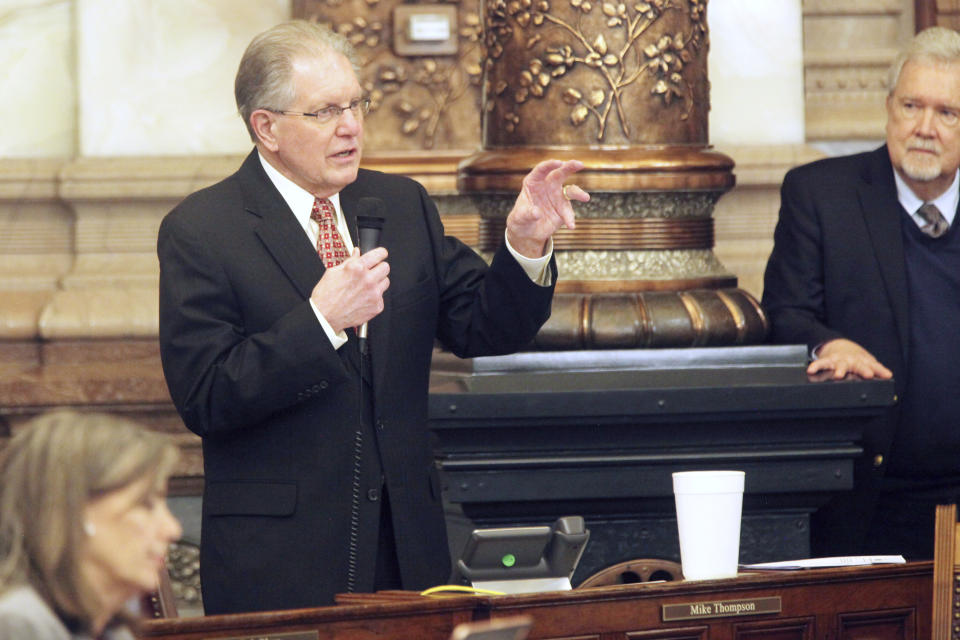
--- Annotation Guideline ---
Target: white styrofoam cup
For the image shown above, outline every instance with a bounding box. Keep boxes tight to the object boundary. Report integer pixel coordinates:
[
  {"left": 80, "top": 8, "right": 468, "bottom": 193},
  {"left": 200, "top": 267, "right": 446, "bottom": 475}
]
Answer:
[{"left": 672, "top": 470, "right": 745, "bottom": 580}]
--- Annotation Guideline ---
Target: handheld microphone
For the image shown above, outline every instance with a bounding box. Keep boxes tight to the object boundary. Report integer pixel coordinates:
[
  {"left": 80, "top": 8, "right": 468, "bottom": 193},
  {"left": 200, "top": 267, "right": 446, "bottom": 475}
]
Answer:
[
  {"left": 347, "top": 198, "right": 385, "bottom": 590},
  {"left": 356, "top": 198, "right": 385, "bottom": 352}
]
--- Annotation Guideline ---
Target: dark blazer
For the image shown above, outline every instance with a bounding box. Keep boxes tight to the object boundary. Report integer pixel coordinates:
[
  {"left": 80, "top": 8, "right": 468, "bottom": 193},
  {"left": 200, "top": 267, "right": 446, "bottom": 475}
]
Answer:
[
  {"left": 158, "top": 150, "right": 555, "bottom": 613},
  {"left": 762, "top": 145, "right": 909, "bottom": 555}
]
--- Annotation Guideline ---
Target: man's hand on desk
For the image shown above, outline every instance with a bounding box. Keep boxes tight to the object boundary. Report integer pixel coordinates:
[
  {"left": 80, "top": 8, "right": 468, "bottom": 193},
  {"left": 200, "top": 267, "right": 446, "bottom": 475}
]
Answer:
[{"left": 807, "top": 338, "right": 893, "bottom": 381}]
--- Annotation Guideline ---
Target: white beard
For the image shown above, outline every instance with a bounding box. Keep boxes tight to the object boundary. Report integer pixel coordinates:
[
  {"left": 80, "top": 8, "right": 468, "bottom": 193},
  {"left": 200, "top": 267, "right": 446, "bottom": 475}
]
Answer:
[{"left": 901, "top": 153, "right": 942, "bottom": 181}]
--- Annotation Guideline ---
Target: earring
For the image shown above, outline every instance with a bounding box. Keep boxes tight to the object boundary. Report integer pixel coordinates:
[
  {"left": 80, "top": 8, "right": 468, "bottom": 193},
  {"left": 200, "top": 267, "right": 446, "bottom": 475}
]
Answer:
[{"left": 83, "top": 521, "right": 96, "bottom": 537}]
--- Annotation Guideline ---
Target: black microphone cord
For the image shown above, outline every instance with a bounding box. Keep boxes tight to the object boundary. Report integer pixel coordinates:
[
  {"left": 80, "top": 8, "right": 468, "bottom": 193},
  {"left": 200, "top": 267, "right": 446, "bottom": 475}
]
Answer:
[{"left": 345, "top": 200, "right": 385, "bottom": 590}]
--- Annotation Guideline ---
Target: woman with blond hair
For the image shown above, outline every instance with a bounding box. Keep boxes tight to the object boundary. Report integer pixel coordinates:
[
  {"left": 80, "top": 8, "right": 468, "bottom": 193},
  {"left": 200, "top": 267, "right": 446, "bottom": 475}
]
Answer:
[{"left": 0, "top": 410, "right": 182, "bottom": 639}]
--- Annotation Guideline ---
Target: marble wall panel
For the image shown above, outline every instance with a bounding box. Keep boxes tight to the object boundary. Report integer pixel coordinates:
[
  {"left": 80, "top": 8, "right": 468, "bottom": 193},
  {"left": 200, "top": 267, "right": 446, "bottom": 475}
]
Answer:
[
  {"left": 712, "top": 143, "right": 826, "bottom": 299},
  {"left": 0, "top": 0, "right": 75, "bottom": 157},
  {"left": 0, "top": 0, "right": 926, "bottom": 339},
  {"left": 708, "top": 0, "right": 805, "bottom": 145},
  {"left": 0, "top": 0, "right": 928, "bottom": 158},
  {"left": 76, "top": 0, "right": 289, "bottom": 156}
]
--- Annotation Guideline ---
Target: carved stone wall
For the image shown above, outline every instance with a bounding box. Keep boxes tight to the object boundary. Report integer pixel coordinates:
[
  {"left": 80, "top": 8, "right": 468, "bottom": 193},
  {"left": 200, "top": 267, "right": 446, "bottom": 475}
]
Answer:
[
  {"left": 0, "top": 0, "right": 923, "bottom": 480},
  {"left": 0, "top": 154, "right": 464, "bottom": 495},
  {"left": 293, "top": 0, "right": 920, "bottom": 145},
  {"left": 917, "top": 0, "right": 960, "bottom": 30},
  {"left": 711, "top": 144, "right": 826, "bottom": 297},
  {"left": 803, "top": 0, "right": 915, "bottom": 140},
  {"left": 295, "top": 0, "right": 484, "bottom": 151}
]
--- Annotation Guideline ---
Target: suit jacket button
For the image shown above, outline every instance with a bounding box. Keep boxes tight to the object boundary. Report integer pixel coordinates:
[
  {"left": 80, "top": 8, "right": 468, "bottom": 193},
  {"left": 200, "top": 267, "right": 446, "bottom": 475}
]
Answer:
[
  {"left": 319, "top": 380, "right": 329, "bottom": 390},
  {"left": 312, "top": 384, "right": 321, "bottom": 392},
  {"left": 367, "top": 488, "right": 380, "bottom": 501},
  {"left": 376, "top": 419, "right": 385, "bottom": 431}
]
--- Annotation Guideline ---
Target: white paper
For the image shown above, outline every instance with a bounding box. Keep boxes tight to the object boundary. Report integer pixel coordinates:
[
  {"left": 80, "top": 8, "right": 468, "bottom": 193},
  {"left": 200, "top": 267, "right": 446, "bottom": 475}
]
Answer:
[{"left": 739, "top": 555, "right": 906, "bottom": 570}]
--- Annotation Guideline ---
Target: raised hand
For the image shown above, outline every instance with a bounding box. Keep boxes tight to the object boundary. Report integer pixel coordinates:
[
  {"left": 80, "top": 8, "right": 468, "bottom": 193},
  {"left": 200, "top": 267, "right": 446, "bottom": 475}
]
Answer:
[{"left": 506, "top": 159, "right": 590, "bottom": 258}]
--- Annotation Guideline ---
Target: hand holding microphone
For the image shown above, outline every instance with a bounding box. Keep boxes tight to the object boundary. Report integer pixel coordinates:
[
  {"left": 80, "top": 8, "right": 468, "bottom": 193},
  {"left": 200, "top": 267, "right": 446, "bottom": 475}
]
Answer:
[{"left": 308, "top": 198, "right": 387, "bottom": 340}]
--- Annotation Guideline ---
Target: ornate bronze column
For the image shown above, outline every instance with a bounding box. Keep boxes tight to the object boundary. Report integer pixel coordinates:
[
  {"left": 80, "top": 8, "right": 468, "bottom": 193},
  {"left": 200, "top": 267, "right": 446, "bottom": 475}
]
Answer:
[{"left": 459, "top": 0, "right": 766, "bottom": 348}]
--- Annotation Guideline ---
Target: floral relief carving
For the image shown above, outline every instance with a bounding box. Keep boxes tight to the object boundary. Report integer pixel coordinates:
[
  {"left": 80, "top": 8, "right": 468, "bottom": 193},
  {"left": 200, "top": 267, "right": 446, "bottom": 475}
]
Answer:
[
  {"left": 483, "top": 0, "right": 707, "bottom": 141},
  {"left": 311, "top": 1, "right": 484, "bottom": 149},
  {"left": 558, "top": 249, "right": 729, "bottom": 279},
  {"left": 167, "top": 541, "right": 202, "bottom": 609},
  {"left": 473, "top": 191, "right": 721, "bottom": 219}
]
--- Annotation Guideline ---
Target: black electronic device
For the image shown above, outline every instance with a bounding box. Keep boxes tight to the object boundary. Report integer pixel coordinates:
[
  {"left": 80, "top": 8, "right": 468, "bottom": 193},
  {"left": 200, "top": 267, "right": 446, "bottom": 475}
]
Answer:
[{"left": 452, "top": 516, "right": 590, "bottom": 594}]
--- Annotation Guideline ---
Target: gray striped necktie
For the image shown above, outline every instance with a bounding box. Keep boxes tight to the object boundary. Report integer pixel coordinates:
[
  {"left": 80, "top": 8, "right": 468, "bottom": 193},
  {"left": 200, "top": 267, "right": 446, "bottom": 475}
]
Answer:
[{"left": 917, "top": 202, "right": 949, "bottom": 238}]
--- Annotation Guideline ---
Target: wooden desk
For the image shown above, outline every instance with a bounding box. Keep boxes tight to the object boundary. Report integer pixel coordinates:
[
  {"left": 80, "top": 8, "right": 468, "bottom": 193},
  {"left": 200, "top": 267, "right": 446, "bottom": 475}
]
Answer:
[
  {"left": 137, "top": 562, "right": 932, "bottom": 640},
  {"left": 135, "top": 596, "right": 477, "bottom": 640},
  {"left": 479, "top": 562, "right": 932, "bottom": 640}
]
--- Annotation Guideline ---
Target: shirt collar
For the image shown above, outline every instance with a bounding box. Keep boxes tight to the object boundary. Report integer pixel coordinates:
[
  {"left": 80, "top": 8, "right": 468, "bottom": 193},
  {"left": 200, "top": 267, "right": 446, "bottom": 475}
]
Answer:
[
  {"left": 893, "top": 167, "right": 959, "bottom": 226},
  {"left": 257, "top": 150, "right": 344, "bottom": 239}
]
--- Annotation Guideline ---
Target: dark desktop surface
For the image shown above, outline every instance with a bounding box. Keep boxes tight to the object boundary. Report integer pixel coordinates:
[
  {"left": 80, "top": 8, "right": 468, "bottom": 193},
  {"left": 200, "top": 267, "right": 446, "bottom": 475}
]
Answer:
[
  {"left": 430, "top": 344, "right": 894, "bottom": 420},
  {"left": 428, "top": 345, "right": 897, "bottom": 584}
]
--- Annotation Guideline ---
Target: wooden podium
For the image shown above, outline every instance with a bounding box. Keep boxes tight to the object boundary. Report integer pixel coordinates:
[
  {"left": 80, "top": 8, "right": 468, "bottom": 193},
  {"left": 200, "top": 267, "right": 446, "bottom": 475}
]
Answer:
[
  {"left": 933, "top": 504, "right": 959, "bottom": 640},
  {"left": 137, "top": 562, "right": 932, "bottom": 640}
]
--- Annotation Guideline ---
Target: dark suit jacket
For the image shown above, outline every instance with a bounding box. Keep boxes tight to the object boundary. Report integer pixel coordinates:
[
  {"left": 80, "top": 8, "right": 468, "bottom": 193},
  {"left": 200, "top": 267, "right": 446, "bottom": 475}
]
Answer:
[
  {"left": 158, "top": 150, "right": 555, "bottom": 613},
  {"left": 762, "top": 145, "right": 909, "bottom": 555}
]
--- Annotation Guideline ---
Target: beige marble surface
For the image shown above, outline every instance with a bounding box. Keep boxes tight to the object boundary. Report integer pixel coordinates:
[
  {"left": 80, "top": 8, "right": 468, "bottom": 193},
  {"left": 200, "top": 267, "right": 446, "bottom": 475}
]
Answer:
[
  {"left": 1, "top": 0, "right": 810, "bottom": 159},
  {"left": 76, "top": 0, "right": 288, "bottom": 156},
  {"left": 0, "top": 0, "right": 75, "bottom": 157},
  {"left": 709, "top": 0, "right": 805, "bottom": 145},
  {"left": 0, "top": 145, "right": 812, "bottom": 341}
]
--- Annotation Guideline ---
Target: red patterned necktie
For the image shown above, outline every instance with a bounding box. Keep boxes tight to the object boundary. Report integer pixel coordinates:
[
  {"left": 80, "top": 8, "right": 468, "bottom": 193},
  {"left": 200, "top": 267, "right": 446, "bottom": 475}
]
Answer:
[{"left": 310, "top": 197, "right": 348, "bottom": 267}]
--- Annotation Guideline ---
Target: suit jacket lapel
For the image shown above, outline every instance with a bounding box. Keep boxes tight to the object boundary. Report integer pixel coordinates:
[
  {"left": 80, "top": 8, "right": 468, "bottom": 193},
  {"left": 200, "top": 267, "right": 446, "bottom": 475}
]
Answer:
[
  {"left": 857, "top": 145, "right": 910, "bottom": 361},
  {"left": 238, "top": 157, "right": 391, "bottom": 385},
  {"left": 341, "top": 182, "right": 393, "bottom": 394},
  {"left": 237, "top": 150, "right": 325, "bottom": 300}
]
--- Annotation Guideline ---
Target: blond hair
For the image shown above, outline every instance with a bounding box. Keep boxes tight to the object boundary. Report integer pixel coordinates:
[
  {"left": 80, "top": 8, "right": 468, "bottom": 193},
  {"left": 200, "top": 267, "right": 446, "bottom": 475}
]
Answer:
[
  {"left": 235, "top": 19, "right": 361, "bottom": 141},
  {"left": 888, "top": 26, "right": 960, "bottom": 93},
  {"left": 0, "top": 410, "right": 179, "bottom": 632}
]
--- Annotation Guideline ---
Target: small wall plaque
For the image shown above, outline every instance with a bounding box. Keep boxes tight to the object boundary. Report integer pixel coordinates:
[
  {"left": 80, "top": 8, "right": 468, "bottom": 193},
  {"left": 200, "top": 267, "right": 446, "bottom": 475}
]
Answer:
[
  {"left": 393, "top": 5, "right": 458, "bottom": 56},
  {"left": 662, "top": 596, "right": 782, "bottom": 622}
]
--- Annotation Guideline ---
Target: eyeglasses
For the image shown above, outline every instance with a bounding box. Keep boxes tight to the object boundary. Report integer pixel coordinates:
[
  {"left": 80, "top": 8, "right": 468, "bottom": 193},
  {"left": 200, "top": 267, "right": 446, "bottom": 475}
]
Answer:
[
  {"left": 893, "top": 97, "right": 960, "bottom": 127},
  {"left": 273, "top": 97, "right": 371, "bottom": 124}
]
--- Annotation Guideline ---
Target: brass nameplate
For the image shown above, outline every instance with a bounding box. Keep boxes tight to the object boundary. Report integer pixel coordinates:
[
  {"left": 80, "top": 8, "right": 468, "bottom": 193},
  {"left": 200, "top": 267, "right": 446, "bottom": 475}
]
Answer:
[
  {"left": 214, "top": 631, "right": 319, "bottom": 640},
  {"left": 662, "top": 596, "right": 781, "bottom": 622}
]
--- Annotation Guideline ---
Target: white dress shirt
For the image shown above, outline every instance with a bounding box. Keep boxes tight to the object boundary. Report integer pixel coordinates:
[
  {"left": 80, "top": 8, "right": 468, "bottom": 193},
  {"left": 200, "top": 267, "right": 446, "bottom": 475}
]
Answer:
[
  {"left": 893, "top": 168, "right": 959, "bottom": 228},
  {"left": 258, "top": 151, "right": 553, "bottom": 349}
]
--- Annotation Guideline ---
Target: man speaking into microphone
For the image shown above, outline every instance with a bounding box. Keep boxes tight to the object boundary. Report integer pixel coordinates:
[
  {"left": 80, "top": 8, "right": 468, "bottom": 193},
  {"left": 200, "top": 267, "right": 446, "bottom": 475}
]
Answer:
[{"left": 157, "top": 20, "right": 588, "bottom": 615}]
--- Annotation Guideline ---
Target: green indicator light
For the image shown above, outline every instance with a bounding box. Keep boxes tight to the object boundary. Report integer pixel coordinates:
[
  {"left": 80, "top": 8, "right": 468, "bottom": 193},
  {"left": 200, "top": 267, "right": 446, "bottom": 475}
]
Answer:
[{"left": 501, "top": 553, "right": 516, "bottom": 567}]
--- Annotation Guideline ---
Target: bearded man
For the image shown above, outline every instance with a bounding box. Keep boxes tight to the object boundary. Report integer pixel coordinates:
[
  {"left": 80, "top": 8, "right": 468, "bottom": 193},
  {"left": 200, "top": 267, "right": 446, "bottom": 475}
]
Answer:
[{"left": 762, "top": 26, "right": 960, "bottom": 560}]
